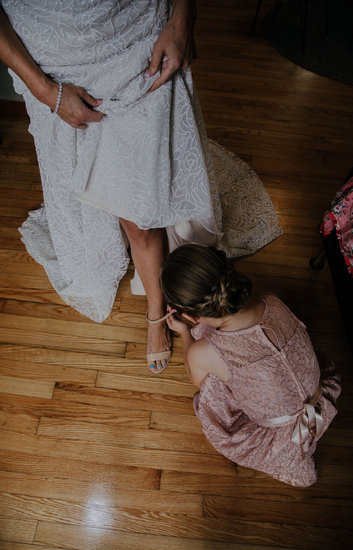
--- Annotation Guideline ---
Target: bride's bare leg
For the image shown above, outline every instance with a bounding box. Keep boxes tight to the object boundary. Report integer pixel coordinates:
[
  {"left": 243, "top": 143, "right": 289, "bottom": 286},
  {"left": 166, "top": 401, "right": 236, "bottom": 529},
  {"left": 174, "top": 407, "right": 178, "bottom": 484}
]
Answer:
[{"left": 119, "top": 218, "right": 170, "bottom": 372}]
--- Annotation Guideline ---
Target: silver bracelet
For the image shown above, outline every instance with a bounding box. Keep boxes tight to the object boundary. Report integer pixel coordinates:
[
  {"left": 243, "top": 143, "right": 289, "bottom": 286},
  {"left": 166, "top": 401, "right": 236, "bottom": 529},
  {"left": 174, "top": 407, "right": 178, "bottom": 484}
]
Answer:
[{"left": 53, "top": 82, "right": 63, "bottom": 114}]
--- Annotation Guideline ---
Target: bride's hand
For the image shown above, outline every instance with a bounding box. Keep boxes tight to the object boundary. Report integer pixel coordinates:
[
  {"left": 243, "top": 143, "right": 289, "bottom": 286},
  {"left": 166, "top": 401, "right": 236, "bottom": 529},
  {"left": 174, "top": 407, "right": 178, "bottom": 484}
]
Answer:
[
  {"left": 44, "top": 81, "right": 104, "bottom": 129},
  {"left": 0, "top": 8, "right": 104, "bottom": 130}
]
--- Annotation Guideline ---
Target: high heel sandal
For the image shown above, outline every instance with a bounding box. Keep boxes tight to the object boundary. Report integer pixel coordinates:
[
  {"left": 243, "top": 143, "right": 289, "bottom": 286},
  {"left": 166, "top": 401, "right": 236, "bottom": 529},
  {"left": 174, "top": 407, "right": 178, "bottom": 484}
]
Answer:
[{"left": 146, "top": 311, "right": 172, "bottom": 374}]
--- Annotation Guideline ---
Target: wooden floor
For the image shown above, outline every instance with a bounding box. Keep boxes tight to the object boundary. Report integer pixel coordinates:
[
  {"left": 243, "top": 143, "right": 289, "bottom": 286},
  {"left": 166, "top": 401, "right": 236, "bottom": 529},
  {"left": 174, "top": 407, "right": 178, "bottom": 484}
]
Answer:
[{"left": 1, "top": 1, "right": 353, "bottom": 548}]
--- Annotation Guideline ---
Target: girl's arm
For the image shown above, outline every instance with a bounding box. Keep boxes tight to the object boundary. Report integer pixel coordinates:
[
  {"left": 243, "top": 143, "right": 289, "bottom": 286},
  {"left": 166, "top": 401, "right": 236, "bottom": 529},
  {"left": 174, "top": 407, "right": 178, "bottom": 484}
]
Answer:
[
  {"left": 166, "top": 313, "right": 197, "bottom": 383},
  {"left": 166, "top": 312, "right": 214, "bottom": 388},
  {"left": 167, "top": 308, "right": 231, "bottom": 387},
  {"left": 0, "top": 7, "right": 104, "bottom": 128}
]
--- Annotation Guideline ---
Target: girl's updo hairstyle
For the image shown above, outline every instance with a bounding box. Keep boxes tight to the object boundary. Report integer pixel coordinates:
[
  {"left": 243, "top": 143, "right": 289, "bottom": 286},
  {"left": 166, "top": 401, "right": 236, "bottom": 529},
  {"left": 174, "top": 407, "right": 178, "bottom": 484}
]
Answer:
[{"left": 160, "top": 244, "right": 252, "bottom": 318}]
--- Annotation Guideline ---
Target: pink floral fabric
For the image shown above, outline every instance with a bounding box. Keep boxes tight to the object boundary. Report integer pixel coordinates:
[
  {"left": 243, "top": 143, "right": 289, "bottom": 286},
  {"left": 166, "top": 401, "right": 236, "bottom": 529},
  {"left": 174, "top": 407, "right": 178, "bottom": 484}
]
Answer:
[
  {"left": 191, "top": 294, "right": 340, "bottom": 487},
  {"left": 320, "top": 176, "right": 353, "bottom": 275}
]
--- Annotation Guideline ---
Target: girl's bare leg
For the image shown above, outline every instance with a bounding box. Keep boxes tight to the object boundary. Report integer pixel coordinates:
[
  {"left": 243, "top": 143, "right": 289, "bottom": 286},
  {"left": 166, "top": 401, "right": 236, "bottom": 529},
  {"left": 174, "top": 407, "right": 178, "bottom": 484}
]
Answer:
[{"left": 119, "top": 218, "right": 170, "bottom": 371}]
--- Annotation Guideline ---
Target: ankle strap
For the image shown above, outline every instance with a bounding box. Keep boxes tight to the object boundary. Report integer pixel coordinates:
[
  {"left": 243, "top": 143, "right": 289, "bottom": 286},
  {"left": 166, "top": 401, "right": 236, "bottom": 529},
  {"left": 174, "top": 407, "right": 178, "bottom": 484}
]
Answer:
[{"left": 146, "top": 311, "right": 173, "bottom": 324}]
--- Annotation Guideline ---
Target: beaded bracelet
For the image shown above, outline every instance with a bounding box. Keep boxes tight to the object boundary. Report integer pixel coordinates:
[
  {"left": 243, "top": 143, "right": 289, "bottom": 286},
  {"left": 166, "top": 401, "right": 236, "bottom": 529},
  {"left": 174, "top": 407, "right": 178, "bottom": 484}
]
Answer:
[{"left": 53, "top": 82, "right": 63, "bottom": 115}]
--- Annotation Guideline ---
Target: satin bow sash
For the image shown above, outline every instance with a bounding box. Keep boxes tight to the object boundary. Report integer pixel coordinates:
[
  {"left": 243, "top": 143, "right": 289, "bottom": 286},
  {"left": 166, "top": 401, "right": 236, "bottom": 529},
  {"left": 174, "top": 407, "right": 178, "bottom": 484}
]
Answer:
[
  {"left": 254, "top": 386, "right": 324, "bottom": 458},
  {"left": 292, "top": 386, "right": 324, "bottom": 457}
]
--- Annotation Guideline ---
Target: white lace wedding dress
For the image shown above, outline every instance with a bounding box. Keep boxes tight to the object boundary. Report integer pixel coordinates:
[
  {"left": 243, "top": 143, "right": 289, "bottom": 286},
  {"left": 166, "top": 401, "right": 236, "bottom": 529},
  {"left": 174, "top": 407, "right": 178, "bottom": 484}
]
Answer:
[{"left": 1, "top": 0, "right": 282, "bottom": 322}]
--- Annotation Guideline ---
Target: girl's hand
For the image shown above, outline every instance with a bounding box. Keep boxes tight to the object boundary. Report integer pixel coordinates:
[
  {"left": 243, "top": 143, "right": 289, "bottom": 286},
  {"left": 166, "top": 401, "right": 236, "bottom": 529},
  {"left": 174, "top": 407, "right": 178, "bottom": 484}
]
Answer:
[{"left": 166, "top": 306, "right": 190, "bottom": 336}]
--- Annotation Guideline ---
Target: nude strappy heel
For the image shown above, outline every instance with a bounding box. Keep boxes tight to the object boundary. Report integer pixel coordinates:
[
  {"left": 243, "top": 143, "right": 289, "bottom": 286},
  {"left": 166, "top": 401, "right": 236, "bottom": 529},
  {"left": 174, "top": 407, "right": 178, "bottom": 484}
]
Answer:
[{"left": 146, "top": 311, "right": 172, "bottom": 374}]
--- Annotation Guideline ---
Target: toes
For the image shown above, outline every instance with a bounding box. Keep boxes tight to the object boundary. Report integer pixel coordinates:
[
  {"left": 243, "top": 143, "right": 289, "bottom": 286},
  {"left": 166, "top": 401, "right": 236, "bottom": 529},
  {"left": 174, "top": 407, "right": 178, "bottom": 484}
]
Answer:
[
  {"left": 149, "top": 362, "right": 162, "bottom": 372},
  {"left": 156, "top": 360, "right": 163, "bottom": 370},
  {"left": 149, "top": 359, "right": 168, "bottom": 374}
]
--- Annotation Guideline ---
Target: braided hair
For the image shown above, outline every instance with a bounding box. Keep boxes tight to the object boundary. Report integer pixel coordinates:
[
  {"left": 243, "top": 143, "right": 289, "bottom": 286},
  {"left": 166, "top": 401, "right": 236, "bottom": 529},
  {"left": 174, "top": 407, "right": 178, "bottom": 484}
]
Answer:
[{"left": 160, "top": 244, "right": 252, "bottom": 318}]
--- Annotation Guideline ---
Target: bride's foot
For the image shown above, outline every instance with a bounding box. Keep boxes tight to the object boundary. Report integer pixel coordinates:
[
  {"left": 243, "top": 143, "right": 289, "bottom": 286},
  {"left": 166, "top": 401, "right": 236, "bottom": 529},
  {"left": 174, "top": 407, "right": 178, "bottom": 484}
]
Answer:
[{"left": 146, "top": 311, "right": 172, "bottom": 374}]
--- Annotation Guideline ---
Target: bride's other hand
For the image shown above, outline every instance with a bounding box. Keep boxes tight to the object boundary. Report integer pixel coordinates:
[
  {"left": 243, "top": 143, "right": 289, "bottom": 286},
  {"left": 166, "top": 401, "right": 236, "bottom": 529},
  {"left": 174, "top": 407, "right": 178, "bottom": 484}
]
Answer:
[{"left": 145, "top": 0, "right": 196, "bottom": 92}]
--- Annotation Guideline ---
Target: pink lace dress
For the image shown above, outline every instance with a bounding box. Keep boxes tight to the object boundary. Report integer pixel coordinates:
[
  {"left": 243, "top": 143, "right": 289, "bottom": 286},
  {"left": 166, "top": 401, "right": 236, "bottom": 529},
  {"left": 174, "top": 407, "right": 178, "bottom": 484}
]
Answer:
[{"left": 192, "top": 294, "right": 341, "bottom": 486}]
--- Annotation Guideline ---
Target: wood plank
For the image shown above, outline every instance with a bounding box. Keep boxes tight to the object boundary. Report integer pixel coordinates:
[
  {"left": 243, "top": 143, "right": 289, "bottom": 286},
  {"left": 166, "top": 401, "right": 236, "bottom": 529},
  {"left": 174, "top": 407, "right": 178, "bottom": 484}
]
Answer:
[
  {"left": 0, "top": 311, "right": 144, "bottom": 346},
  {"left": 0, "top": 270, "right": 59, "bottom": 292},
  {"left": 0, "top": 516, "right": 37, "bottom": 544},
  {"left": 96, "top": 372, "right": 196, "bottom": 398},
  {"left": 0, "top": 543, "right": 67, "bottom": 550},
  {"left": 150, "top": 411, "right": 202, "bottom": 434},
  {"left": 0, "top": 374, "right": 54, "bottom": 399},
  {"left": 0, "top": 205, "right": 35, "bottom": 219},
  {"left": 161, "top": 463, "right": 353, "bottom": 498},
  {"left": 317, "top": 428, "right": 353, "bottom": 448},
  {"left": 0, "top": 150, "right": 37, "bottom": 166},
  {"left": 0, "top": 233, "right": 26, "bottom": 250},
  {"left": 0, "top": 218, "right": 28, "bottom": 231},
  {"left": 0, "top": 344, "right": 130, "bottom": 365},
  {"left": 0, "top": 252, "right": 48, "bottom": 278},
  {"left": 0, "top": 344, "right": 187, "bottom": 376},
  {"left": 36, "top": 417, "right": 215, "bottom": 455},
  {"left": 1, "top": 492, "right": 351, "bottom": 548},
  {"left": 203, "top": 494, "right": 353, "bottom": 529},
  {"left": 0, "top": 349, "right": 187, "bottom": 379},
  {"left": 0, "top": 359, "right": 98, "bottom": 385},
  {"left": 0, "top": 317, "right": 126, "bottom": 356},
  {"left": 34, "top": 521, "right": 274, "bottom": 550},
  {"left": 0, "top": 287, "right": 66, "bottom": 305},
  {"left": 0, "top": 410, "right": 39, "bottom": 435},
  {"left": 0, "top": 163, "right": 40, "bottom": 182},
  {"left": 2, "top": 300, "right": 188, "bottom": 354},
  {"left": 11, "top": 497, "right": 353, "bottom": 550},
  {"left": 0, "top": 392, "right": 151, "bottom": 427},
  {"left": 0, "top": 450, "right": 160, "bottom": 489},
  {"left": 119, "top": 296, "right": 150, "bottom": 315},
  {"left": 0, "top": 190, "right": 43, "bottom": 201},
  {"left": 310, "top": 444, "right": 353, "bottom": 467},
  {"left": 0, "top": 471, "right": 202, "bottom": 515},
  {"left": 3, "top": 298, "right": 154, "bottom": 331},
  {"left": 0, "top": 431, "right": 234, "bottom": 476},
  {"left": 53, "top": 384, "right": 195, "bottom": 415},
  {"left": 0, "top": 249, "right": 38, "bottom": 265}
]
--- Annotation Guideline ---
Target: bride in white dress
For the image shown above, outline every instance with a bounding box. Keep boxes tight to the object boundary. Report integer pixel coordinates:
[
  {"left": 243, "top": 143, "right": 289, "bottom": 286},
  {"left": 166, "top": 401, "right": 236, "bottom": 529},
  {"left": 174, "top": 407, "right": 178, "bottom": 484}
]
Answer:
[{"left": 0, "top": 0, "right": 281, "bottom": 373}]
